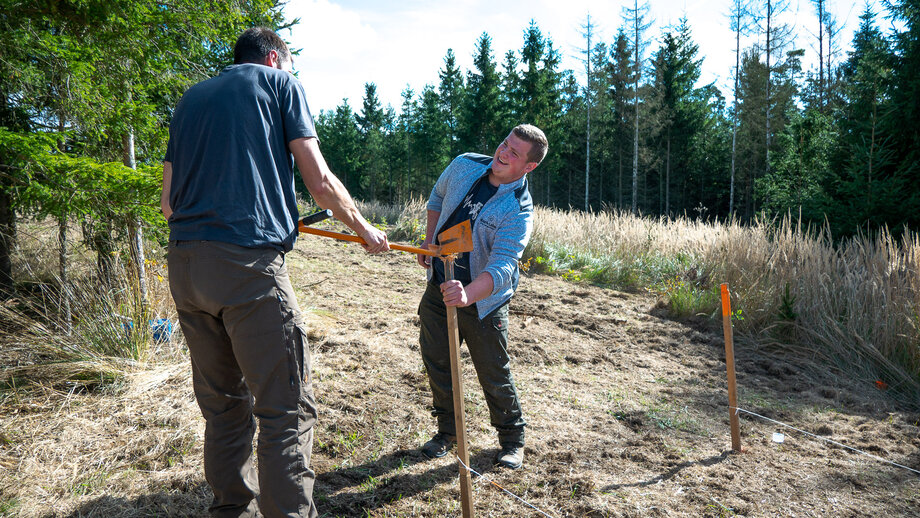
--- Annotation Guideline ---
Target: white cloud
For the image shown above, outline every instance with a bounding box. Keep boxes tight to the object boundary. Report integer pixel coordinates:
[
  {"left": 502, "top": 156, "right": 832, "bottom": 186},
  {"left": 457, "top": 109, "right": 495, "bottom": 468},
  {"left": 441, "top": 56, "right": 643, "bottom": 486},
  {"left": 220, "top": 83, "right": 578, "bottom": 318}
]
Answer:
[
  {"left": 282, "top": 0, "right": 886, "bottom": 115},
  {"left": 282, "top": 0, "right": 379, "bottom": 112},
  {"left": 285, "top": 0, "right": 377, "bottom": 59}
]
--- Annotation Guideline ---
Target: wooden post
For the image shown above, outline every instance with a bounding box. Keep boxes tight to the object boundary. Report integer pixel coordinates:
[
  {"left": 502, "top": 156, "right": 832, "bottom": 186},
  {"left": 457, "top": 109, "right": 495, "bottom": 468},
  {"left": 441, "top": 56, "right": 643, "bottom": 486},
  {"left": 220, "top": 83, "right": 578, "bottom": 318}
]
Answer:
[
  {"left": 445, "top": 257, "right": 474, "bottom": 517},
  {"left": 720, "top": 283, "right": 742, "bottom": 452}
]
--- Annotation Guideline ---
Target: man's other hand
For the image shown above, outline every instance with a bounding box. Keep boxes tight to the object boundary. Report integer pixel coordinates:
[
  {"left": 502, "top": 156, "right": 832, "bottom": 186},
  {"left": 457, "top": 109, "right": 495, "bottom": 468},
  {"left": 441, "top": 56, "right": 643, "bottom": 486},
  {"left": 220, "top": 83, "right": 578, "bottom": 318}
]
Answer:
[
  {"left": 417, "top": 241, "right": 433, "bottom": 269},
  {"left": 440, "top": 280, "right": 471, "bottom": 307},
  {"left": 360, "top": 225, "right": 389, "bottom": 254}
]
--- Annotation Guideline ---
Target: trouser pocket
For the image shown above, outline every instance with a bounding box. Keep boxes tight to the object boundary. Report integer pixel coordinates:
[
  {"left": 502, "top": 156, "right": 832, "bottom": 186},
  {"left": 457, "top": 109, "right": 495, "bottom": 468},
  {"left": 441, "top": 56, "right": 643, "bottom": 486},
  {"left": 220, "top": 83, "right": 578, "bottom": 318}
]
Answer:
[{"left": 291, "top": 321, "right": 313, "bottom": 393}]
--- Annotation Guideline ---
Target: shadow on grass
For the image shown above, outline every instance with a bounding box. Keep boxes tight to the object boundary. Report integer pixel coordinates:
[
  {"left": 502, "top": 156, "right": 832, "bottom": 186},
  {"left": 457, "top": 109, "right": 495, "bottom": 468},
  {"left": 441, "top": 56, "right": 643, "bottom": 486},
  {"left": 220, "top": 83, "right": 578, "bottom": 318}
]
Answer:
[
  {"left": 60, "top": 481, "right": 211, "bottom": 518},
  {"left": 602, "top": 450, "right": 733, "bottom": 491},
  {"left": 315, "top": 447, "right": 498, "bottom": 516},
  {"left": 57, "top": 448, "right": 493, "bottom": 517}
]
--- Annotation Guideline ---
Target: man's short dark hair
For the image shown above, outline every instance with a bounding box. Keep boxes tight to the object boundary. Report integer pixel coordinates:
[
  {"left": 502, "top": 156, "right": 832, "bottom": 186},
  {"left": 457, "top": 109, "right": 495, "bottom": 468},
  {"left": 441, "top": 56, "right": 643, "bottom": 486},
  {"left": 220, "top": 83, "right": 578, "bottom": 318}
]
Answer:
[
  {"left": 512, "top": 124, "right": 548, "bottom": 164},
  {"left": 233, "top": 27, "right": 291, "bottom": 65}
]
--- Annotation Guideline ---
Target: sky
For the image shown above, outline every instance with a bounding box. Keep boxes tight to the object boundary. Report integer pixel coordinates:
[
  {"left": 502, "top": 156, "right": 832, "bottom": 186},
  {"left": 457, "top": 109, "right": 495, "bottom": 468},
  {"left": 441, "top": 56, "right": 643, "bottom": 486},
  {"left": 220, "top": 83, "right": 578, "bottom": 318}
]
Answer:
[{"left": 282, "top": 0, "right": 892, "bottom": 115}]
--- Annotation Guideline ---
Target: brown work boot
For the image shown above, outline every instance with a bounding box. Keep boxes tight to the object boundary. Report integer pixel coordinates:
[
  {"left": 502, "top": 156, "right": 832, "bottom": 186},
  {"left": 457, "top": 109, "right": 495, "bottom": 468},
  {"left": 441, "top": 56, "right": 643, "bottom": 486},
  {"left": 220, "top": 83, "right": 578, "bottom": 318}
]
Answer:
[
  {"left": 421, "top": 432, "right": 456, "bottom": 459},
  {"left": 495, "top": 444, "right": 524, "bottom": 469}
]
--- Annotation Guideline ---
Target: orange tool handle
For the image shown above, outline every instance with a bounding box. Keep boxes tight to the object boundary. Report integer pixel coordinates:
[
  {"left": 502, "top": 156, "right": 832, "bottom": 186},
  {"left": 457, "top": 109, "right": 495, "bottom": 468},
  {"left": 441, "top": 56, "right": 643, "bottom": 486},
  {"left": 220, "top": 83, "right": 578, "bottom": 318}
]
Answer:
[{"left": 298, "top": 224, "right": 437, "bottom": 256}]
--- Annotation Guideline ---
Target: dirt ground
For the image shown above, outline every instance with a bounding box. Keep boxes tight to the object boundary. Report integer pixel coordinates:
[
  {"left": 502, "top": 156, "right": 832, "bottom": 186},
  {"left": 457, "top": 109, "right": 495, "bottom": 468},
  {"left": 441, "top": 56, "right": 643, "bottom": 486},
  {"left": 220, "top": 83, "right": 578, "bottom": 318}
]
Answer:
[{"left": 2, "top": 230, "right": 920, "bottom": 517}]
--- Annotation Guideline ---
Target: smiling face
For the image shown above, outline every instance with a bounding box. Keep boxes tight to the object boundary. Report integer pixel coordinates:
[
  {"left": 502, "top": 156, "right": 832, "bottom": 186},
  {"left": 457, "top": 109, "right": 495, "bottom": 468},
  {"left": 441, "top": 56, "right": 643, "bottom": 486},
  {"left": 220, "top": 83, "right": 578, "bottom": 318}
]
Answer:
[{"left": 489, "top": 132, "right": 538, "bottom": 186}]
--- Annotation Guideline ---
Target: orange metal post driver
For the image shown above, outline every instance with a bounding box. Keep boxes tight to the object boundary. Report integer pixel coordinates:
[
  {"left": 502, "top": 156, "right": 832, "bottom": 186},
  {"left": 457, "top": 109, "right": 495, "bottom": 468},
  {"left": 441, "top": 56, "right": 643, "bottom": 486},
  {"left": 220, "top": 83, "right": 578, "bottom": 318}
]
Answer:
[{"left": 297, "top": 209, "right": 473, "bottom": 257}]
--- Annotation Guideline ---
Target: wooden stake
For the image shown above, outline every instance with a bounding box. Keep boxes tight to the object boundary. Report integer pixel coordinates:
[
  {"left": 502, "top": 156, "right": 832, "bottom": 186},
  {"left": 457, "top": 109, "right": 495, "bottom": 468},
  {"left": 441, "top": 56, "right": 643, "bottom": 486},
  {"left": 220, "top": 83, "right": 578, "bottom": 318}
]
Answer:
[
  {"left": 720, "top": 283, "right": 742, "bottom": 452},
  {"left": 445, "top": 257, "right": 474, "bottom": 517}
]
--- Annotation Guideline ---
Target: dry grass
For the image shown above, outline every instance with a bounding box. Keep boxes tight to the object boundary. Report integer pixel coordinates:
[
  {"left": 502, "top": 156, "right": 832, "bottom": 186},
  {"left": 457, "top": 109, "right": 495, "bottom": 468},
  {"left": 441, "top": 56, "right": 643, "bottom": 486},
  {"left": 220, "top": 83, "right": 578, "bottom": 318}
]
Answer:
[
  {"left": 0, "top": 362, "right": 205, "bottom": 517},
  {"left": 0, "top": 220, "right": 197, "bottom": 517},
  {"left": 358, "top": 197, "right": 428, "bottom": 244},
  {"left": 0, "top": 219, "right": 180, "bottom": 392},
  {"left": 10, "top": 206, "right": 918, "bottom": 408},
  {"left": 526, "top": 208, "right": 920, "bottom": 407},
  {"left": 345, "top": 200, "right": 920, "bottom": 406},
  {"left": 2, "top": 213, "right": 919, "bottom": 517}
]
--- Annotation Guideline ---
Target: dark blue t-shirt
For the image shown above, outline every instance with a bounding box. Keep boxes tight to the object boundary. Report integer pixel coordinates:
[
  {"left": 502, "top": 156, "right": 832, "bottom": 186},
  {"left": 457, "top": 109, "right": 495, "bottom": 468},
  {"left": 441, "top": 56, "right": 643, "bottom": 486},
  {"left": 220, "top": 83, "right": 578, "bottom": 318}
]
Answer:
[
  {"left": 164, "top": 64, "right": 317, "bottom": 251},
  {"left": 433, "top": 172, "right": 498, "bottom": 285}
]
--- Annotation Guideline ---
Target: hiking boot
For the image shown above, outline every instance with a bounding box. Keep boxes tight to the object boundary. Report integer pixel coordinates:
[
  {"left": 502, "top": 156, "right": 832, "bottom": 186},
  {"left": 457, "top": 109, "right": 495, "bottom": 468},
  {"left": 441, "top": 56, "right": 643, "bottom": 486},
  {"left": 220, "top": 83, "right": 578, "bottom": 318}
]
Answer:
[
  {"left": 421, "top": 433, "right": 456, "bottom": 459},
  {"left": 495, "top": 444, "right": 524, "bottom": 469}
]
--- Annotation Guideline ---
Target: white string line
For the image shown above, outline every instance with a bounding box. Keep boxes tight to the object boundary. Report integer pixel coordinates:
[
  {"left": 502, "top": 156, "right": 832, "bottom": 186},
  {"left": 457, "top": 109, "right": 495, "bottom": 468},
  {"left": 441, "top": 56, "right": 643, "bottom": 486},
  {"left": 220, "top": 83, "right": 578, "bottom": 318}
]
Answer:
[
  {"left": 455, "top": 456, "right": 560, "bottom": 518},
  {"left": 733, "top": 406, "right": 920, "bottom": 476}
]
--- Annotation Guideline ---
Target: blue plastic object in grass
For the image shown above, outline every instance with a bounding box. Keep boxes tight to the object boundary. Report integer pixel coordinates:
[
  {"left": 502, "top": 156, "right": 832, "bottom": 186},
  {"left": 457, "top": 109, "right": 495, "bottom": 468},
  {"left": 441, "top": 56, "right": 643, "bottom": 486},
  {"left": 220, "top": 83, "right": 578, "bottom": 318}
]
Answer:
[{"left": 149, "top": 319, "right": 174, "bottom": 343}]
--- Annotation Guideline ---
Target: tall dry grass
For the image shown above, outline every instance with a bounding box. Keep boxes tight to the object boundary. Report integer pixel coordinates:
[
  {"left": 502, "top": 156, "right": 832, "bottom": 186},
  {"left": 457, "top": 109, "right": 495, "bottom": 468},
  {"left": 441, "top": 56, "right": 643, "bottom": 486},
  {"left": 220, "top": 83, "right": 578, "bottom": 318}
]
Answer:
[
  {"left": 357, "top": 196, "right": 428, "bottom": 244},
  {"left": 0, "top": 219, "right": 180, "bottom": 391},
  {"left": 328, "top": 199, "right": 920, "bottom": 405},
  {"left": 526, "top": 207, "right": 920, "bottom": 406},
  {"left": 11, "top": 203, "right": 915, "bottom": 406}
]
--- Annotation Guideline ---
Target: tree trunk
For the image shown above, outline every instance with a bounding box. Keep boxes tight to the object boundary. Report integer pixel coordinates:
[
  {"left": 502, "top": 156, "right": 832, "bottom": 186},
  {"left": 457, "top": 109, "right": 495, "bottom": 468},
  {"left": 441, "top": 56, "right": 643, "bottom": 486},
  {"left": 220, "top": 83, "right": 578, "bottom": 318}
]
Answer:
[
  {"left": 405, "top": 132, "right": 410, "bottom": 202},
  {"left": 618, "top": 142, "right": 623, "bottom": 209},
  {"left": 585, "top": 23, "right": 592, "bottom": 212},
  {"left": 586, "top": 104, "right": 591, "bottom": 211},
  {"left": 764, "top": 0, "right": 772, "bottom": 219},
  {"left": 0, "top": 184, "right": 14, "bottom": 299},
  {"left": 123, "top": 130, "right": 149, "bottom": 319},
  {"left": 91, "top": 221, "right": 115, "bottom": 290},
  {"left": 730, "top": 8, "right": 741, "bottom": 218},
  {"left": 868, "top": 99, "right": 877, "bottom": 214},
  {"left": 58, "top": 215, "right": 71, "bottom": 334},
  {"left": 632, "top": 0, "right": 640, "bottom": 215},
  {"left": 566, "top": 165, "right": 571, "bottom": 206},
  {"left": 818, "top": 0, "right": 824, "bottom": 109},
  {"left": 665, "top": 130, "right": 671, "bottom": 216},
  {"left": 388, "top": 165, "right": 393, "bottom": 205},
  {"left": 598, "top": 162, "right": 604, "bottom": 208}
]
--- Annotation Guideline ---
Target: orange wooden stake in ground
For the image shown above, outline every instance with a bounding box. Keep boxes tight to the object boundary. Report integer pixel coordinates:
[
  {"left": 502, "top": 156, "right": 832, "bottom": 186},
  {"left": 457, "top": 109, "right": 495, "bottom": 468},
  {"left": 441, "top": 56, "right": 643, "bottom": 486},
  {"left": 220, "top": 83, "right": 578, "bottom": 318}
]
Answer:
[
  {"left": 721, "top": 283, "right": 742, "bottom": 452},
  {"left": 433, "top": 221, "right": 475, "bottom": 518},
  {"left": 444, "top": 254, "right": 474, "bottom": 518}
]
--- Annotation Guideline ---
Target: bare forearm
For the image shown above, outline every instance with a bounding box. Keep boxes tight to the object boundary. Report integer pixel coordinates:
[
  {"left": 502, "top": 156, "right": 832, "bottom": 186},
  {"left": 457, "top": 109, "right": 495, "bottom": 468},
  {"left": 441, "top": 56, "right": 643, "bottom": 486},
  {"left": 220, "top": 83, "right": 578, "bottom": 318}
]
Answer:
[
  {"left": 161, "top": 162, "right": 173, "bottom": 220},
  {"left": 291, "top": 138, "right": 368, "bottom": 234},
  {"left": 464, "top": 272, "right": 494, "bottom": 304},
  {"left": 423, "top": 209, "right": 439, "bottom": 244},
  {"left": 440, "top": 272, "right": 493, "bottom": 307},
  {"left": 309, "top": 170, "right": 369, "bottom": 232}
]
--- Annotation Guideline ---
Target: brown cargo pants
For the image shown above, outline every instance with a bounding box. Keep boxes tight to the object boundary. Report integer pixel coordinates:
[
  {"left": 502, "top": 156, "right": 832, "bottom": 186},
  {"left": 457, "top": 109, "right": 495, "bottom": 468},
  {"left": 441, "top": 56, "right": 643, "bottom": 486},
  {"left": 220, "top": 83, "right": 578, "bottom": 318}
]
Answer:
[
  {"left": 418, "top": 282, "right": 526, "bottom": 447},
  {"left": 168, "top": 240, "right": 317, "bottom": 518}
]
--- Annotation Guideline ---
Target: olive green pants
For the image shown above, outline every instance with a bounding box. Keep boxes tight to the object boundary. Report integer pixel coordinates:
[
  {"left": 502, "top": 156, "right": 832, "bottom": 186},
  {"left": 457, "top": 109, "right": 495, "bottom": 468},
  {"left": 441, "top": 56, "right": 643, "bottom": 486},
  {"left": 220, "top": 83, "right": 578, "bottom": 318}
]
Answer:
[
  {"left": 168, "top": 240, "right": 317, "bottom": 518},
  {"left": 418, "top": 282, "right": 526, "bottom": 447}
]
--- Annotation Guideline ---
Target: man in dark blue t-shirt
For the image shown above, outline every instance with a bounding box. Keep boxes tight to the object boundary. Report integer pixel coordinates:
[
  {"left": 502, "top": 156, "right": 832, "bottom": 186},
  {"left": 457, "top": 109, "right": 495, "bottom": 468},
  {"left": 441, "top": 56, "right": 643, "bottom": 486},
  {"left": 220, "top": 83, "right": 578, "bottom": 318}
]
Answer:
[{"left": 161, "top": 27, "right": 388, "bottom": 518}]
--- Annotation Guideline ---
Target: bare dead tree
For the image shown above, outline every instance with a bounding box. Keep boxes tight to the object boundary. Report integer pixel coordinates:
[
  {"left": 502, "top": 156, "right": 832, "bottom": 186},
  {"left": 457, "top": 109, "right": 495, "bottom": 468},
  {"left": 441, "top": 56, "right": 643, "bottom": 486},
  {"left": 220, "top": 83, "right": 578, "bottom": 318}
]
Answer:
[
  {"left": 622, "top": 0, "right": 652, "bottom": 215},
  {"left": 578, "top": 13, "right": 597, "bottom": 211},
  {"left": 727, "top": 0, "right": 755, "bottom": 218},
  {"left": 761, "top": 0, "right": 793, "bottom": 214}
]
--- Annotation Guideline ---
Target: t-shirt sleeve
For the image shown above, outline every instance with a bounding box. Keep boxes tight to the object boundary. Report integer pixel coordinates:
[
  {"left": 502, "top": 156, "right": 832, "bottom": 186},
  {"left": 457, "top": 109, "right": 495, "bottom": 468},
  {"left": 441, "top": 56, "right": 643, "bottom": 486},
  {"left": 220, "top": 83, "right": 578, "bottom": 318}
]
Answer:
[
  {"left": 281, "top": 77, "right": 317, "bottom": 143},
  {"left": 164, "top": 128, "right": 175, "bottom": 162}
]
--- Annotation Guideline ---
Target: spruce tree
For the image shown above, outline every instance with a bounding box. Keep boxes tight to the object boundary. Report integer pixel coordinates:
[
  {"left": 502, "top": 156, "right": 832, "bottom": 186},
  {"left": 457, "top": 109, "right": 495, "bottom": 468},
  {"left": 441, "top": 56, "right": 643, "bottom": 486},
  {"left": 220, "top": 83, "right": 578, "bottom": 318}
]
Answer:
[
  {"left": 438, "top": 49, "right": 465, "bottom": 159},
  {"left": 357, "top": 83, "right": 386, "bottom": 199},
  {"left": 460, "top": 33, "right": 503, "bottom": 154}
]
